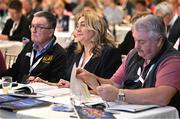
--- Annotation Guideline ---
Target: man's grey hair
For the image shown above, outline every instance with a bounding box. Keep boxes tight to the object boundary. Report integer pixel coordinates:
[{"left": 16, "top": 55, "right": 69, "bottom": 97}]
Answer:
[
  {"left": 33, "top": 11, "right": 57, "bottom": 29},
  {"left": 132, "top": 14, "right": 166, "bottom": 40},
  {"left": 155, "top": 1, "right": 173, "bottom": 17}
]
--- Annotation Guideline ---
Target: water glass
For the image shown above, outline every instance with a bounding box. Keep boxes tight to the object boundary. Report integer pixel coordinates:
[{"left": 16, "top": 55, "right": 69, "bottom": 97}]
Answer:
[{"left": 2, "top": 76, "right": 12, "bottom": 94}]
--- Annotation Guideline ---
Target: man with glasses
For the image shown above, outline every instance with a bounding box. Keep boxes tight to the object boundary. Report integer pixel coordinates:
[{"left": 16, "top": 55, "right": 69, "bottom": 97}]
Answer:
[
  {"left": 76, "top": 15, "right": 180, "bottom": 114},
  {"left": 0, "top": 11, "right": 67, "bottom": 84},
  {"left": 0, "top": 0, "right": 31, "bottom": 41}
]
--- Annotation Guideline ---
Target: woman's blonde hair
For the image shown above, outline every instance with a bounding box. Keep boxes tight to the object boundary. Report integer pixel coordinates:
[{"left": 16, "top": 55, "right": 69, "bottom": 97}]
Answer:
[{"left": 74, "top": 10, "right": 115, "bottom": 58}]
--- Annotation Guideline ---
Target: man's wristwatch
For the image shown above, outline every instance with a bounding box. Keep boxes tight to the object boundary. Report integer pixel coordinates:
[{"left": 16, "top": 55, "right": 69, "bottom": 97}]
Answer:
[{"left": 116, "top": 89, "right": 125, "bottom": 103}]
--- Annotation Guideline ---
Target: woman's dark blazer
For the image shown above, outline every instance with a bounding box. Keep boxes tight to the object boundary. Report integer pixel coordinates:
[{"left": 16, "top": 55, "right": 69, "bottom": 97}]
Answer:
[{"left": 65, "top": 42, "right": 122, "bottom": 81}]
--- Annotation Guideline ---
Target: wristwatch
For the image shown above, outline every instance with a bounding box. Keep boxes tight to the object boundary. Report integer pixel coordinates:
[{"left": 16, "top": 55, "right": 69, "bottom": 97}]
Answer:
[{"left": 116, "top": 89, "right": 125, "bottom": 104}]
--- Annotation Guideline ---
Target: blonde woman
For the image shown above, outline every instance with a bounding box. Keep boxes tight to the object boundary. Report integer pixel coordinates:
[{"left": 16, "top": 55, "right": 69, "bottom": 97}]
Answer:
[{"left": 34, "top": 11, "right": 122, "bottom": 88}]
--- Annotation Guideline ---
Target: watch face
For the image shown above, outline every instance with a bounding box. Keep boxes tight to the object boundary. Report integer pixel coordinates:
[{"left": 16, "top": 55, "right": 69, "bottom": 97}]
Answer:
[
  {"left": 116, "top": 89, "right": 125, "bottom": 104},
  {"left": 118, "top": 95, "right": 124, "bottom": 100},
  {"left": 118, "top": 89, "right": 125, "bottom": 97}
]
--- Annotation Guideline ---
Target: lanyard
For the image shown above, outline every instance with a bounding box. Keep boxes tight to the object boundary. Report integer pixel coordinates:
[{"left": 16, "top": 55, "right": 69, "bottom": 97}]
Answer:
[
  {"left": 78, "top": 52, "right": 93, "bottom": 69},
  {"left": 29, "top": 50, "right": 43, "bottom": 73},
  {"left": 29, "top": 39, "right": 57, "bottom": 74},
  {"left": 135, "top": 64, "right": 155, "bottom": 85}
]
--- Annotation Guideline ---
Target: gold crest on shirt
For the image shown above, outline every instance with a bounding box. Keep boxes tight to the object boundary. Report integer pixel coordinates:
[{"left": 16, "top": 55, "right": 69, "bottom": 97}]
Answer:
[{"left": 42, "top": 55, "right": 53, "bottom": 64}]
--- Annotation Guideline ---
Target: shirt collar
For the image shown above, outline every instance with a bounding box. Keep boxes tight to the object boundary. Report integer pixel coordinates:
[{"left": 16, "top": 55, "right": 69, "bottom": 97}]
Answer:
[{"left": 33, "top": 38, "right": 54, "bottom": 55}]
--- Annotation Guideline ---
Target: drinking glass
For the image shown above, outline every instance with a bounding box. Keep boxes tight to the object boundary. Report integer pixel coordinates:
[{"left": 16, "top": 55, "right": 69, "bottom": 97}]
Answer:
[{"left": 2, "top": 76, "right": 12, "bottom": 94}]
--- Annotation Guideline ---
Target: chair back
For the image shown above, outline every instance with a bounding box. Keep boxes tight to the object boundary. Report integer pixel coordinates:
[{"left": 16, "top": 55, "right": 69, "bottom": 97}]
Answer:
[{"left": 5, "top": 53, "right": 17, "bottom": 69}]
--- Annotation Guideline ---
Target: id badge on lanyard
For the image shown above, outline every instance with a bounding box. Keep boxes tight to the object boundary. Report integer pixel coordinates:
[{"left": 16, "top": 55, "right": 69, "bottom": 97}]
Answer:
[{"left": 29, "top": 50, "right": 43, "bottom": 74}]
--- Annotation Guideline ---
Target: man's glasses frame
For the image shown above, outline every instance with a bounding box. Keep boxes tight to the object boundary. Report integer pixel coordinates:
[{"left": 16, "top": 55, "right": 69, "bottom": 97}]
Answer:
[{"left": 29, "top": 24, "right": 53, "bottom": 31}]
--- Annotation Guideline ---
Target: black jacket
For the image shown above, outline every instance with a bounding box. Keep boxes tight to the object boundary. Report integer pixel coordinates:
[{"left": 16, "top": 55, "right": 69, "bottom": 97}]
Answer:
[
  {"left": 118, "top": 30, "right": 135, "bottom": 55},
  {"left": 168, "top": 17, "right": 180, "bottom": 46},
  {"left": 65, "top": 43, "right": 122, "bottom": 81},
  {"left": 0, "top": 38, "right": 67, "bottom": 83},
  {"left": 1, "top": 15, "right": 31, "bottom": 41}
]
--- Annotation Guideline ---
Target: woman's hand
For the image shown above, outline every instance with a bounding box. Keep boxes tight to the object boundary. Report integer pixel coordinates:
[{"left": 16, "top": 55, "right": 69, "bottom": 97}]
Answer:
[
  {"left": 57, "top": 79, "right": 70, "bottom": 88},
  {"left": 76, "top": 68, "right": 100, "bottom": 91}
]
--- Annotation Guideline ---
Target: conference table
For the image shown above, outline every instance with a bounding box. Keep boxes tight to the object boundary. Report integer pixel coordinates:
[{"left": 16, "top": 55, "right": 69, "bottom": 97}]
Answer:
[
  {"left": 0, "top": 26, "right": 130, "bottom": 57},
  {"left": 0, "top": 87, "right": 179, "bottom": 119},
  {"left": 54, "top": 32, "right": 72, "bottom": 48},
  {"left": 0, "top": 32, "right": 72, "bottom": 57},
  {"left": 109, "top": 24, "right": 131, "bottom": 46},
  {"left": 0, "top": 41, "right": 23, "bottom": 68},
  {"left": 54, "top": 25, "right": 132, "bottom": 48},
  {"left": 0, "top": 41, "right": 23, "bottom": 56},
  {"left": 0, "top": 33, "right": 72, "bottom": 67},
  {"left": 115, "top": 25, "right": 131, "bottom": 43}
]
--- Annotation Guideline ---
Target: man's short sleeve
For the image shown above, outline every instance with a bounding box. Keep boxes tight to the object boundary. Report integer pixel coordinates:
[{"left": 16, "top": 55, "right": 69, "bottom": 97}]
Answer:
[{"left": 156, "top": 56, "right": 180, "bottom": 91}]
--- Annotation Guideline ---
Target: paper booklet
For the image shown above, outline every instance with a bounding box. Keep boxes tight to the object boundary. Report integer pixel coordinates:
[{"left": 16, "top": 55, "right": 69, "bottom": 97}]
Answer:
[
  {"left": 73, "top": 105, "right": 116, "bottom": 119},
  {"left": 0, "top": 98, "right": 51, "bottom": 112},
  {"left": 12, "top": 83, "right": 58, "bottom": 97},
  {"left": 0, "top": 94, "right": 22, "bottom": 104},
  {"left": 105, "top": 104, "right": 159, "bottom": 113},
  {"left": 70, "top": 63, "right": 90, "bottom": 101}
]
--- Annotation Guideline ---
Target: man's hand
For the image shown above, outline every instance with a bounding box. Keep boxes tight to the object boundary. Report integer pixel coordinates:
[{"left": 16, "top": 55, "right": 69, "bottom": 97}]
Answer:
[
  {"left": 96, "top": 84, "right": 119, "bottom": 102},
  {"left": 27, "top": 76, "right": 47, "bottom": 83}
]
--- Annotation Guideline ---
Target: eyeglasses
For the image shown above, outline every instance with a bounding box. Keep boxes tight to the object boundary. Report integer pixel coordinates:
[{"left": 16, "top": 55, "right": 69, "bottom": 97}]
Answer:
[{"left": 29, "top": 24, "right": 52, "bottom": 31}]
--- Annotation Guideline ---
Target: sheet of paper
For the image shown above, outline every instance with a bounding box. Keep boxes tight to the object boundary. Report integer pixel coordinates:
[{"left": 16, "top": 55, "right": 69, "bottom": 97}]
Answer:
[
  {"left": 13, "top": 83, "right": 58, "bottom": 94},
  {"left": 39, "top": 96, "right": 71, "bottom": 105},
  {"left": 70, "top": 63, "right": 90, "bottom": 101},
  {"left": 37, "top": 88, "right": 70, "bottom": 98}
]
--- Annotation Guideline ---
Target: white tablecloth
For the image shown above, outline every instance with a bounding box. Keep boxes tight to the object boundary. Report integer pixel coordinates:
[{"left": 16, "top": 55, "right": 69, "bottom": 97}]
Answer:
[
  {"left": 0, "top": 87, "right": 179, "bottom": 119},
  {"left": 15, "top": 97, "right": 179, "bottom": 119}
]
